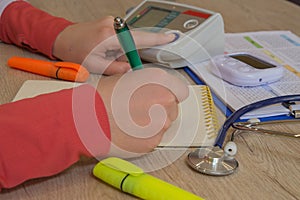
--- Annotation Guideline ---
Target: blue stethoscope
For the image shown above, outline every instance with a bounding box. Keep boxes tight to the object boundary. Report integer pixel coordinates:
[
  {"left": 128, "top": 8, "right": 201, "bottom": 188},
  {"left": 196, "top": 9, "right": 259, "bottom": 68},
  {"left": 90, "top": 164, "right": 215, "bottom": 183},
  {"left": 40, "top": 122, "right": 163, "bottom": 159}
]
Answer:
[{"left": 187, "top": 94, "right": 300, "bottom": 176}]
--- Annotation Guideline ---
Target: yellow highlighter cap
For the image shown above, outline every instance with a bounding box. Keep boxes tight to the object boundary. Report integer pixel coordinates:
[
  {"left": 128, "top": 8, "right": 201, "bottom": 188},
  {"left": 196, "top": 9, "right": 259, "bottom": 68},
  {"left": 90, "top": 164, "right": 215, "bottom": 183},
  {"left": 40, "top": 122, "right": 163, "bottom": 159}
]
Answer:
[{"left": 93, "top": 157, "right": 144, "bottom": 190}]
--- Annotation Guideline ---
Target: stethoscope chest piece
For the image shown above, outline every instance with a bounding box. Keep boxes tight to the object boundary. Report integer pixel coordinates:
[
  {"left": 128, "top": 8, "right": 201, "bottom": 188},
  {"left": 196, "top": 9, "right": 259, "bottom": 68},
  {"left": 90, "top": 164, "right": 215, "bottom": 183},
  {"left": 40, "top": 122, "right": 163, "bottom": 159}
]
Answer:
[{"left": 187, "top": 146, "right": 239, "bottom": 176}]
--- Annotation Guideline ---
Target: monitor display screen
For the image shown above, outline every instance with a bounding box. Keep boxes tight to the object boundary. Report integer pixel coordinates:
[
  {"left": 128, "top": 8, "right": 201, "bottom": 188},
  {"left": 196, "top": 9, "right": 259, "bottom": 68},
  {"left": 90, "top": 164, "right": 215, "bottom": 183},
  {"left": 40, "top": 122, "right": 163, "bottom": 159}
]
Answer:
[
  {"left": 131, "top": 7, "right": 173, "bottom": 28},
  {"left": 230, "top": 54, "right": 276, "bottom": 69}
]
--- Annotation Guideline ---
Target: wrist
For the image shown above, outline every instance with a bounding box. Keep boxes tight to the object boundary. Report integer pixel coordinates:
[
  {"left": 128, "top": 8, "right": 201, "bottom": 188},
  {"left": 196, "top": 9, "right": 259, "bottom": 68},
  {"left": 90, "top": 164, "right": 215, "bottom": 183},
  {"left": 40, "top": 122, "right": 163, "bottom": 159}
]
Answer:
[{"left": 52, "top": 23, "right": 75, "bottom": 61}]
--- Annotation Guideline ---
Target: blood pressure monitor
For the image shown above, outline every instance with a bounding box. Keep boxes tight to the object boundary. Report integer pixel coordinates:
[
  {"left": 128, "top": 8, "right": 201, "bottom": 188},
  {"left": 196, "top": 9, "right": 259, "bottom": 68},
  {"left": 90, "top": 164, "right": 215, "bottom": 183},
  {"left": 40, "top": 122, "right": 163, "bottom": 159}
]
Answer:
[
  {"left": 210, "top": 52, "right": 284, "bottom": 86},
  {"left": 125, "top": 0, "right": 224, "bottom": 68}
]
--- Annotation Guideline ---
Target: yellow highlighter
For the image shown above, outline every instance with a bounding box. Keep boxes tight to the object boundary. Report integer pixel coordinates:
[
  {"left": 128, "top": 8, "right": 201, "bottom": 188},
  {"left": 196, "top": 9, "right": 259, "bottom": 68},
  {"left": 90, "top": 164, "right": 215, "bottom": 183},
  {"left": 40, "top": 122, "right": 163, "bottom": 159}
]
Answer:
[{"left": 93, "top": 157, "right": 204, "bottom": 200}]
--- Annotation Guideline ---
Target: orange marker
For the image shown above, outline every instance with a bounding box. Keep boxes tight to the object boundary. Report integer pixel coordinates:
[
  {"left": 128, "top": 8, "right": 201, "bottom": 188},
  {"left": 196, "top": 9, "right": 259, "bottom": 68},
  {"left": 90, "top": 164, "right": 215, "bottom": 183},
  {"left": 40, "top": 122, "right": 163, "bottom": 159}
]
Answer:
[{"left": 7, "top": 56, "right": 89, "bottom": 82}]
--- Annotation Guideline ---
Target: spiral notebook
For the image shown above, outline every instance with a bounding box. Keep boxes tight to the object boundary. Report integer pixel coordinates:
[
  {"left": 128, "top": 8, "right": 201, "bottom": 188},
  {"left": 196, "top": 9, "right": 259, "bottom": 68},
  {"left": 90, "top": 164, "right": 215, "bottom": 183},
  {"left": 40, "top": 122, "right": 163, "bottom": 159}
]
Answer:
[
  {"left": 158, "top": 85, "right": 219, "bottom": 148},
  {"left": 13, "top": 80, "right": 219, "bottom": 148}
]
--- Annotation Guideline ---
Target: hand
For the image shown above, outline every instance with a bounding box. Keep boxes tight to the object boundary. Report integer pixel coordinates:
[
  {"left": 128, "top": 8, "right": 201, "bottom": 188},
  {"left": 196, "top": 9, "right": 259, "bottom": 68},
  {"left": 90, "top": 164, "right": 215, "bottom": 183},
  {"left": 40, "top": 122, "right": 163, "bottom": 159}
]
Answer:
[
  {"left": 97, "top": 68, "right": 189, "bottom": 158},
  {"left": 53, "top": 16, "right": 175, "bottom": 75}
]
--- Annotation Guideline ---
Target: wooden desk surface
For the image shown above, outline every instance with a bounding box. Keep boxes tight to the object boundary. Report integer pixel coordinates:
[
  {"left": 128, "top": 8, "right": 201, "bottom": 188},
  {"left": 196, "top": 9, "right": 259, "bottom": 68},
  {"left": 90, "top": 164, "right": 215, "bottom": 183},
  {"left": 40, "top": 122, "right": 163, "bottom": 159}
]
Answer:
[{"left": 1, "top": 0, "right": 300, "bottom": 199}]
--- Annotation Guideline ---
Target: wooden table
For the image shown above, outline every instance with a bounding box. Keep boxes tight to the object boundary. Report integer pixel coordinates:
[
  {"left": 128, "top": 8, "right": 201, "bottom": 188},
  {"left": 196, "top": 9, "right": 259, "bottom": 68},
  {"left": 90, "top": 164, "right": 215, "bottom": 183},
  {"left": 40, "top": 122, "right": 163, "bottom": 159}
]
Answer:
[{"left": 1, "top": 0, "right": 300, "bottom": 199}]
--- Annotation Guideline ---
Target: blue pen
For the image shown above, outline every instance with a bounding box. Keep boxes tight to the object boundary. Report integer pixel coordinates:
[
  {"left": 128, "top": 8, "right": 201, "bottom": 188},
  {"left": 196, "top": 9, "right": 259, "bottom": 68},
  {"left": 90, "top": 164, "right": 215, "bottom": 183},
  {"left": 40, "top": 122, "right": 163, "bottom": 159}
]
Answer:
[{"left": 114, "top": 16, "right": 143, "bottom": 70}]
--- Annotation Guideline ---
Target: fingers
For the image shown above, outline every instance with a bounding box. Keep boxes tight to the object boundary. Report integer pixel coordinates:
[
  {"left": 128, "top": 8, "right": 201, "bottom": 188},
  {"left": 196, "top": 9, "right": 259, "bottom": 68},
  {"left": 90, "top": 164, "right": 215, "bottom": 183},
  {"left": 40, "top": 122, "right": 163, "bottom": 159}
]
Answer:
[
  {"left": 159, "top": 71, "right": 189, "bottom": 103},
  {"left": 113, "top": 67, "right": 188, "bottom": 131},
  {"left": 98, "top": 15, "right": 115, "bottom": 26},
  {"left": 82, "top": 52, "right": 131, "bottom": 75},
  {"left": 131, "top": 68, "right": 189, "bottom": 102},
  {"left": 99, "top": 19, "right": 176, "bottom": 50},
  {"left": 53, "top": 15, "right": 178, "bottom": 76},
  {"left": 128, "top": 83, "right": 179, "bottom": 126},
  {"left": 104, "top": 61, "right": 131, "bottom": 75},
  {"left": 163, "top": 94, "right": 179, "bottom": 122},
  {"left": 98, "top": 67, "right": 189, "bottom": 156},
  {"left": 132, "top": 31, "right": 176, "bottom": 48}
]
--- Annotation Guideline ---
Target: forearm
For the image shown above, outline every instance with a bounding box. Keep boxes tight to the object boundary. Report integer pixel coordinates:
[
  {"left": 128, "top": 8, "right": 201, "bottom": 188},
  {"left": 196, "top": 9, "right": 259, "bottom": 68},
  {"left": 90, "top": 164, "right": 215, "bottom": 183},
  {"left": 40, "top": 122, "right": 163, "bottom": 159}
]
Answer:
[
  {"left": 0, "top": 0, "right": 73, "bottom": 59},
  {"left": 0, "top": 84, "right": 111, "bottom": 190}
]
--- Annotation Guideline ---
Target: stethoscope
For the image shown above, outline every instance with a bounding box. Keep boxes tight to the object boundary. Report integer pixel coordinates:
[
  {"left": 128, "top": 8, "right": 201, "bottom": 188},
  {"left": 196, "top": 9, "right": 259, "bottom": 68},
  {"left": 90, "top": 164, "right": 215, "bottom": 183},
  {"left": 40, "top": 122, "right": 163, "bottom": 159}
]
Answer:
[{"left": 186, "top": 94, "right": 300, "bottom": 176}]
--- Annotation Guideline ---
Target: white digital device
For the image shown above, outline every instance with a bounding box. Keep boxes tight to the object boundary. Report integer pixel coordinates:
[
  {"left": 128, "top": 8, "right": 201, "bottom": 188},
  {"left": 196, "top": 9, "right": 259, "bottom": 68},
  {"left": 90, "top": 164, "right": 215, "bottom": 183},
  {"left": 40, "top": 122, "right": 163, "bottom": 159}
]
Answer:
[
  {"left": 210, "top": 52, "right": 284, "bottom": 87},
  {"left": 125, "top": 0, "right": 224, "bottom": 68}
]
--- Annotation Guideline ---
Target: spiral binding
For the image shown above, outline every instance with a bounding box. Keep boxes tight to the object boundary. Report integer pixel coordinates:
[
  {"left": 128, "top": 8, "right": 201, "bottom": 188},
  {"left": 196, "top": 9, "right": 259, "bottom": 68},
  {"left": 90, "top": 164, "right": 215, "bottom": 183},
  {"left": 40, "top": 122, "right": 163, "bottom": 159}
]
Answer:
[{"left": 200, "top": 86, "right": 219, "bottom": 139}]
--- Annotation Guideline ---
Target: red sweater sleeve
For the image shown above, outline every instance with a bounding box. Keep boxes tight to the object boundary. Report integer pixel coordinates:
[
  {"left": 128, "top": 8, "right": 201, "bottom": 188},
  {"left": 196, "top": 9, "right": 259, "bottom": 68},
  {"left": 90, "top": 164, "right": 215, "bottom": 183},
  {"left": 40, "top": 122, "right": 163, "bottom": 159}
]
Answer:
[
  {"left": 0, "top": 1, "right": 73, "bottom": 59},
  {"left": 0, "top": 84, "right": 111, "bottom": 190}
]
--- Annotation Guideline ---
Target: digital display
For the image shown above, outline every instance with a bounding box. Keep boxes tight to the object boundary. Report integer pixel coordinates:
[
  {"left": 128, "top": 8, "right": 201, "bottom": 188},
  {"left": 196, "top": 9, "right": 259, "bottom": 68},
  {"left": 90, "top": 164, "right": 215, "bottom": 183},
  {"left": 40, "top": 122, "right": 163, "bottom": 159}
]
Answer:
[
  {"left": 230, "top": 54, "right": 276, "bottom": 69},
  {"left": 132, "top": 7, "right": 171, "bottom": 28}
]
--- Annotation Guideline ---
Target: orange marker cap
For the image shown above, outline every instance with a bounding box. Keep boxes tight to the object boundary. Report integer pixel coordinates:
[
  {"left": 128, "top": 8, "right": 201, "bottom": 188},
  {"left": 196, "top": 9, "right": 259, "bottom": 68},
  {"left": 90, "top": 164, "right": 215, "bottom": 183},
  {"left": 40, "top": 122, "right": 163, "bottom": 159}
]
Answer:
[
  {"left": 7, "top": 56, "right": 89, "bottom": 82},
  {"left": 54, "top": 61, "right": 89, "bottom": 82}
]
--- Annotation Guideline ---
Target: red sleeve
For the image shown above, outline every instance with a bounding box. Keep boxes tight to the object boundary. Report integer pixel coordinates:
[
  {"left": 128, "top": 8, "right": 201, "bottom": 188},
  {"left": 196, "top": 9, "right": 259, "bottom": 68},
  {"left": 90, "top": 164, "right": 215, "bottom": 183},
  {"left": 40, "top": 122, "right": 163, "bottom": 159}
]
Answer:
[
  {"left": 0, "top": 0, "right": 73, "bottom": 59},
  {"left": 0, "top": 84, "right": 111, "bottom": 190}
]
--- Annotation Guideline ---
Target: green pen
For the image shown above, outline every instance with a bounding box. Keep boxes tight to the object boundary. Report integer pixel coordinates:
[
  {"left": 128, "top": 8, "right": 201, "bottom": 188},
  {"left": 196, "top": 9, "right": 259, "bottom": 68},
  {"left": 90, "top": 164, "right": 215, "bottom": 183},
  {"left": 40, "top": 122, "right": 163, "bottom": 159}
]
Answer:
[{"left": 114, "top": 16, "right": 143, "bottom": 70}]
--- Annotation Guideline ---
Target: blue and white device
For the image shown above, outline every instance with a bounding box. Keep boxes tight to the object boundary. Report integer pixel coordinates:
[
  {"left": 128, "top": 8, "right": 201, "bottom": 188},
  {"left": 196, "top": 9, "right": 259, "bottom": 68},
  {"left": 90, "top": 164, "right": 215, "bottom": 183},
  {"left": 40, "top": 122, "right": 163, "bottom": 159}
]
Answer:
[{"left": 125, "top": 0, "right": 224, "bottom": 68}]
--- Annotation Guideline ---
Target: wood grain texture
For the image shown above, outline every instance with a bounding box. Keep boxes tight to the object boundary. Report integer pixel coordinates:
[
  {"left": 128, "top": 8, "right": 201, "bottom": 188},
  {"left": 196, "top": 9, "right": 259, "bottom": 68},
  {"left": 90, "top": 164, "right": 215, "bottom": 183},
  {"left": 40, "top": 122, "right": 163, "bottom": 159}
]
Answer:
[{"left": 0, "top": 0, "right": 300, "bottom": 199}]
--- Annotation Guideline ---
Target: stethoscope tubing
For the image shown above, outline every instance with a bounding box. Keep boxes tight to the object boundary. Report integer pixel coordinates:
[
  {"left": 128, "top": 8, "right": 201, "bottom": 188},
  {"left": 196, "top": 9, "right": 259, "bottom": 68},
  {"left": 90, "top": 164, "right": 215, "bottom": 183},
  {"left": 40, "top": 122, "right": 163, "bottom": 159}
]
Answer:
[{"left": 214, "top": 94, "right": 300, "bottom": 148}]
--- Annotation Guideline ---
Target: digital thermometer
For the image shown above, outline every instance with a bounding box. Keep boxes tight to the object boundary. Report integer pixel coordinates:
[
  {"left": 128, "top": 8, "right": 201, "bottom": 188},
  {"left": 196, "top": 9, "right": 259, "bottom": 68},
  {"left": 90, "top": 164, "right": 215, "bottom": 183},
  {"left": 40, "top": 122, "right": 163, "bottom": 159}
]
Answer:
[{"left": 125, "top": 0, "right": 224, "bottom": 68}]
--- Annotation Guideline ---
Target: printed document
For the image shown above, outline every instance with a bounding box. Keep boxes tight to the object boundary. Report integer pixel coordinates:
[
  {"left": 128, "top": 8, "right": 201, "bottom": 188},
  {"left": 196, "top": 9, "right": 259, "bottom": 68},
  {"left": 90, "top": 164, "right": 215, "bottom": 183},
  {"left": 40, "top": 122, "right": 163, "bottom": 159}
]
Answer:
[{"left": 190, "top": 31, "right": 300, "bottom": 119}]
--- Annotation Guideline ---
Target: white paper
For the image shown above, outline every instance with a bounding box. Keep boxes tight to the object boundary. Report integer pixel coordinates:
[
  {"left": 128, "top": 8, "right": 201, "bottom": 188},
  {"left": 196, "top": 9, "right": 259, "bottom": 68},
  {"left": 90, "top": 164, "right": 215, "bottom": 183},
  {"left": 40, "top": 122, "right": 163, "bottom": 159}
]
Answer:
[{"left": 191, "top": 31, "right": 300, "bottom": 119}]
